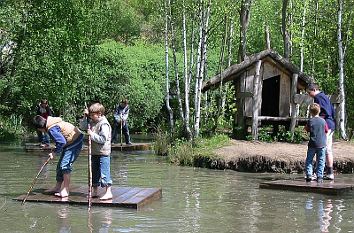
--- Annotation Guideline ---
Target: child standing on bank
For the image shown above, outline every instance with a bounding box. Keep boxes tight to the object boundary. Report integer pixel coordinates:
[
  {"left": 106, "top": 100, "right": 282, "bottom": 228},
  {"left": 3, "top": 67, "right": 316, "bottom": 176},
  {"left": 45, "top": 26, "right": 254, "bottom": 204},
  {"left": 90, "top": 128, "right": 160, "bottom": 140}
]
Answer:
[
  {"left": 304, "top": 103, "right": 328, "bottom": 183},
  {"left": 33, "top": 115, "right": 84, "bottom": 197},
  {"left": 81, "top": 103, "right": 113, "bottom": 200}
]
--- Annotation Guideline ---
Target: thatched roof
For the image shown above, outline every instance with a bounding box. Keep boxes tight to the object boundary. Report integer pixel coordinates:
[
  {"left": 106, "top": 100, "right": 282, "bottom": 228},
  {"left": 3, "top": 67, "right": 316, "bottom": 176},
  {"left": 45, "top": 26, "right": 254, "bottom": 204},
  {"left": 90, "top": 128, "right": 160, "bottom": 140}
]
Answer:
[{"left": 202, "top": 49, "right": 314, "bottom": 92}]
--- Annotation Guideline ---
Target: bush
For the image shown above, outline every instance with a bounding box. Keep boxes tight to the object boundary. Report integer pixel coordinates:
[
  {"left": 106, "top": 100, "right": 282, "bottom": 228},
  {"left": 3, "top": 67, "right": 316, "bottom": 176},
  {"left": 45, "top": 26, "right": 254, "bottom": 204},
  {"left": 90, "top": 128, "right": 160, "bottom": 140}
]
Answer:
[
  {"left": 167, "top": 134, "right": 230, "bottom": 166},
  {"left": 153, "top": 128, "right": 171, "bottom": 156},
  {"left": 0, "top": 114, "right": 26, "bottom": 141}
]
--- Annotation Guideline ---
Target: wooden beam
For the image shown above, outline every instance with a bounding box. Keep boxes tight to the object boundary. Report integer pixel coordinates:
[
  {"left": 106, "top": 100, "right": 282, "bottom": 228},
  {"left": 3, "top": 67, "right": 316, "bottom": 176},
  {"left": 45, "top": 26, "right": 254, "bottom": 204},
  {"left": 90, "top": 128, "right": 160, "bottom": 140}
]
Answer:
[
  {"left": 252, "top": 60, "right": 262, "bottom": 140},
  {"left": 290, "top": 73, "right": 298, "bottom": 135}
]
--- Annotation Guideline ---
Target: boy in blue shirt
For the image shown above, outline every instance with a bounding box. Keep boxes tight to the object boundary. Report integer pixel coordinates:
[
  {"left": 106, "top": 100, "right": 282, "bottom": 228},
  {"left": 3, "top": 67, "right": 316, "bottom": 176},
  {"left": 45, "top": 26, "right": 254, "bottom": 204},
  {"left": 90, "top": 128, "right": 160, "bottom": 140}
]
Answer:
[
  {"left": 304, "top": 103, "right": 328, "bottom": 183},
  {"left": 33, "top": 115, "right": 84, "bottom": 197}
]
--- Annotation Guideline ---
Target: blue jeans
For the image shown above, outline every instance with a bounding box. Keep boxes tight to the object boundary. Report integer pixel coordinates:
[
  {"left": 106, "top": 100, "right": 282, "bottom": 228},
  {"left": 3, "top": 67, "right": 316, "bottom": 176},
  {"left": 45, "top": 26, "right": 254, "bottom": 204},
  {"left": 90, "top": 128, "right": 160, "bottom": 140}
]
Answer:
[
  {"left": 37, "top": 130, "right": 50, "bottom": 144},
  {"left": 305, "top": 147, "right": 326, "bottom": 179},
  {"left": 92, "top": 155, "right": 112, "bottom": 187},
  {"left": 111, "top": 120, "right": 131, "bottom": 144},
  {"left": 56, "top": 134, "right": 84, "bottom": 182}
]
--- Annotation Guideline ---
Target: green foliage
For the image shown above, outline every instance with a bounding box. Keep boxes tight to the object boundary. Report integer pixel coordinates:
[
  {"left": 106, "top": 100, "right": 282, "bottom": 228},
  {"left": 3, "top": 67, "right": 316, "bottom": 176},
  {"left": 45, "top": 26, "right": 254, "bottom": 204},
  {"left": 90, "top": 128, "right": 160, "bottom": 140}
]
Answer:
[
  {"left": 275, "top": 129, "right": 304, "bottom": 144},
  {"left": 0, "top": 114, "right": 25, "bottom": 141},
  {"left": 153, "top": 127, "right": 171, "bottom": 156},
  {"left": 1, "top": 0, "right": 354, "bottom": 140},
  {"left": 246, "top": 128, "right": 274, "bottom": 142},
  {"left": 246, "top": 127, "right": 305, "bottom": 144},
  {"left": 168, "top": 134, "right": 230, "bottom": 166},
  {"left": 99, "top": 40, "right": 165, "bottom": 130}
]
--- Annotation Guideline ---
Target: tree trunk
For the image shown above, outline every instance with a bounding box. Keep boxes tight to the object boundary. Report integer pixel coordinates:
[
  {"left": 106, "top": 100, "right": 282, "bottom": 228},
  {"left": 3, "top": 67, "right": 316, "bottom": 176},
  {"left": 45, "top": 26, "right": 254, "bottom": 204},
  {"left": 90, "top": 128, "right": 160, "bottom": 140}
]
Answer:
[
  {"left": 164, "top": 0, "right": 174, "bottom": 131},
  {"left": 238, "top": 0, "right": 252, "bottom": 62},
  {"left": 235, "top": 0, "right": 252, "bottom": 139},
  {"left": 311, "top": 0, "right": 319, "bottom": 75},
  {"left": 337, "top": 0, "right": 347, "bottom": 139},
  {"left": 182, "top": 0, "right": 192, "bottom": 140},
  {"left": 169, "top": 1, "right": 185, "bottom": 122},
  {"left": 214, "top": 16, "right": 228, "bottom": 130},
  {"left": 265, "top": 25, "right": 270, "bottom": 50},
  {"left": 282, "top": 0, "right": 291, "bottom": 59},
  {"left": 300, "top": 0, "right": 307, "bottom": 72},
  {"left": 221, "top": 18, "right": 234, "bottom": 116},
  {"left": 194, "top": 0, "right": 211, "bottom": 138}
]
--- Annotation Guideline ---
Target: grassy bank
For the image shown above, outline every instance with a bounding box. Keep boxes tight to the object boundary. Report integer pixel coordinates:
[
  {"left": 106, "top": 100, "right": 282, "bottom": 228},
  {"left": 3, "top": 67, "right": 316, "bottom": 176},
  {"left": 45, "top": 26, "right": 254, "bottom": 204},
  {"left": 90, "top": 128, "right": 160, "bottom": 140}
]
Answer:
[{"left": 154, "top": 133, "right": 230, "bottom": 166}]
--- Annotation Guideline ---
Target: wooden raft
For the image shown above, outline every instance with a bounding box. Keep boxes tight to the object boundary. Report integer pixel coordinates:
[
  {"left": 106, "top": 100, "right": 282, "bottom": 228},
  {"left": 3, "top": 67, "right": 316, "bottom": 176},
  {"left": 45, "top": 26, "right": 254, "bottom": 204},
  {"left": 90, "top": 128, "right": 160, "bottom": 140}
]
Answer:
[
  {"left": 15, "top": 186, "right": 162, "bottom": 209},
  {"left": 111, "top": 142, "right": 152, "bottom": 151},
  {"left": 25, "top": 142, "right": 152, "bottom": 153},
  {"left": 259, "top": 179, "right": 354, "bottom": 195}
]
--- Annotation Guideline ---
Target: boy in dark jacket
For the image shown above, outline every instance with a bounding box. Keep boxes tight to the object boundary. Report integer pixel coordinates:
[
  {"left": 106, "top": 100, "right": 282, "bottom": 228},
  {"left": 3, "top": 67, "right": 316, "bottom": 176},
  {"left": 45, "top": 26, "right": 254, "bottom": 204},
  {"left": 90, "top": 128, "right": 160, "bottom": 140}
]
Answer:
[
  {"left": 36, "top": 99, "right": 54, "bottom": 147},
  {"left": 307, "top": 83, "right": 336, "bottom": 180}
]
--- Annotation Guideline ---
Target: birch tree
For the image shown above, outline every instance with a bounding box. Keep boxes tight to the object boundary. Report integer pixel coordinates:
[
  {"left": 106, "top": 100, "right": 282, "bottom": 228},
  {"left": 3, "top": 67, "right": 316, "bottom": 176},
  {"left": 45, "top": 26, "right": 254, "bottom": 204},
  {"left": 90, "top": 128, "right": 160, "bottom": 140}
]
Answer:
[
  {"left": 182, "top": 0, "right": 192, "bottom": 140},
  {"left": 194, "top": 0, "right": 211, "bottom": 138},
  {"left": 164, "top": 0, "right": 174, "bottom": 131},
  {"left": 281, "top": 0, "right": 291, "bottom": 59},
  {"left": 336, "top": 0, "right": 351, "bottom": 139},
  {"left": 235, "top": 0, "right": 252, "bottom": 138},
  {"left": 238, "top": 0, "right": 252, "bottom": 62},
  {"left": 299, "top": 0, "right": 308, "bottom": 72},
  {"left": 168, "top": 0, "right": 185, "bottom": 122}
]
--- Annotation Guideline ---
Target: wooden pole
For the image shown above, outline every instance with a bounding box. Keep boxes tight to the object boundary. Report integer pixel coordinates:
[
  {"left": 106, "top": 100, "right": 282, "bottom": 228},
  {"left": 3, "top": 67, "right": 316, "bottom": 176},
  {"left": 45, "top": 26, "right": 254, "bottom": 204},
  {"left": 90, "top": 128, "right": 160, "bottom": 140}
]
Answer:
[
  {"left": 85, "top": 102, "right": 92, "bottom": 211},
  {"left": 87, "top": 122, "right": 92, "bottom": 210},
  {"left": 120, "top": 118, "right": 123, "bottom": 151},
  {"left": 252, "top": 60, "right": 262, "bottom": 140},
  {"left": 22, "top": 156, "right": 51, "bottom": 205},
  {"left": 290, "top": 73, "right": 299, "bottom": 139}
]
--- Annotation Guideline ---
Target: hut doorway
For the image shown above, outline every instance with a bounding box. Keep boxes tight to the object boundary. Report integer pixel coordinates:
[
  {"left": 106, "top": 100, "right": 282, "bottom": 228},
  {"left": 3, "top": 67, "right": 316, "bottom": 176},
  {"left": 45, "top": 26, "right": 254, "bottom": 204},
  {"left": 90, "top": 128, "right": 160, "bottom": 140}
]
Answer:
[{"left": 261, "top": 75, "right": 280, "bottom": 117}]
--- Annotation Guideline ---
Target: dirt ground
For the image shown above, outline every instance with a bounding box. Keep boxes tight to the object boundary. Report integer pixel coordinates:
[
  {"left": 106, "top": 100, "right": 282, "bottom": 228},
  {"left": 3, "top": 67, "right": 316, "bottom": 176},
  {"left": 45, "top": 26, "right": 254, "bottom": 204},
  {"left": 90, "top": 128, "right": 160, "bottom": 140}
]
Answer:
[{"left": 212, "top": 140, "right": 354, "bottom": 173}]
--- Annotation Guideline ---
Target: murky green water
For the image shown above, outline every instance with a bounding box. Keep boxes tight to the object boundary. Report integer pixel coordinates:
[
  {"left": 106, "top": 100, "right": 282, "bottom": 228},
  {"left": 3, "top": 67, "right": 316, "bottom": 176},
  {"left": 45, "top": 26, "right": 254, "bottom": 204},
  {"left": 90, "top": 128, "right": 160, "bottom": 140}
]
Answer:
[{"left": 0, "top": 143, "right": 353, "bottom": 233}]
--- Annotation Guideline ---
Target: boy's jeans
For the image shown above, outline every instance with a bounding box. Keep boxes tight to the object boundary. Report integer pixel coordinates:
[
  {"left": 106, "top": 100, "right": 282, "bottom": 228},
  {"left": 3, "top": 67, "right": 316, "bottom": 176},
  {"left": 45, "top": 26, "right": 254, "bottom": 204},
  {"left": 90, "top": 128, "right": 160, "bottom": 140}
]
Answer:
[
  {"left": 305, "top": 147, "right": 326, "bottom": 179},
  {"left": 56, "top": 134, "right": 84, "bottom": 182},
  {"left": 92, "top": 155, "right": 112, "bottom": 187}
]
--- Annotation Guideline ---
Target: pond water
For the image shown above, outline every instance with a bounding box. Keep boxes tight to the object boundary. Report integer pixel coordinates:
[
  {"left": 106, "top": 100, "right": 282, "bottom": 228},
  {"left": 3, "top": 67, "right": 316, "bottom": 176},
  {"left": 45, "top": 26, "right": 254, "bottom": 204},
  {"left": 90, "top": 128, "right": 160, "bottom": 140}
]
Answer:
[{"left": 0, "top": 143, "right": 353, "bottom": 233}]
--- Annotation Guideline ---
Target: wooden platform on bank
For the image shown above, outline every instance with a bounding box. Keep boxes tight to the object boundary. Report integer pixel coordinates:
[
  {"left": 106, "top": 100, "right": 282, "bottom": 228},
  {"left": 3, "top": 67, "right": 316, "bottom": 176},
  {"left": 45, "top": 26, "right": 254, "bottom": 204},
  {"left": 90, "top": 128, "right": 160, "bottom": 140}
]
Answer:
[
  {"left": 259, "top": 179, "right": 354, "bottom": 195},
  {"left": 15, "top": 186, "right": 162, "bottom": 209},
  {"left": 111, "top": 142, "right": 152, "bottom": 151},
  {"left": 24, "top": 142, "right": 152, "bottom": 153}
]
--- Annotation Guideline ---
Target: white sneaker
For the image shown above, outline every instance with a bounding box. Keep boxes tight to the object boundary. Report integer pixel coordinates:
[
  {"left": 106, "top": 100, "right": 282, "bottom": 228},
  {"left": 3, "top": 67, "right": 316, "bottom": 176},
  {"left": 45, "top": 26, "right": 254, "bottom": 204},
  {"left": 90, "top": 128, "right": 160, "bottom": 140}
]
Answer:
[
  {"left": 324, "top": 174, "right": 334, "bottom": 180},
  {"left": 305, "top": 174, "right": 317, "bottom": 182}
]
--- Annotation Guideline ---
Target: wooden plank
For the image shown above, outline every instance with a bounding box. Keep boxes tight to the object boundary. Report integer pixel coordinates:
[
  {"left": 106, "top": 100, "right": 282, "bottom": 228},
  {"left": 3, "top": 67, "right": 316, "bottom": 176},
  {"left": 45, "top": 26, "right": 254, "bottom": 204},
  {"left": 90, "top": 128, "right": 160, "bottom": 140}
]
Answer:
[
  {"left": 25, "top": 143, "right": 152, "bottom": 153},
  {"left": 111, "top": 143, "right": 152, "bottom": 151},
  {"left": 259, "top": 180, "right": 354, "bottom": 195},
  {"left": 122, "top": 188, "right": 162, "bottom": 209},
  {"left": 279, "top": 72, "right": 290, "bottom": 117},
  {"left": 14, "top": 186, "right": 162, "bottom": 209}
]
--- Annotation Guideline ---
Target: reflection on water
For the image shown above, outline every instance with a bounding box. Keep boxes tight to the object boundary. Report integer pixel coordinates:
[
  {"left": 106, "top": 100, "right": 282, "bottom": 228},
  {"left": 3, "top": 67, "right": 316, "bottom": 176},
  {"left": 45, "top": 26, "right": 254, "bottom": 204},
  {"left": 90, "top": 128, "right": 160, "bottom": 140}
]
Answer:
[
  {"left": 305, "top": 198, "right": 335, "bottom": 232},
  {"left": 0, "top": 144, "right": 354, "bottom": 233},
  {"left": 57, "top": 206, "right": 114, "bottom": 233}
]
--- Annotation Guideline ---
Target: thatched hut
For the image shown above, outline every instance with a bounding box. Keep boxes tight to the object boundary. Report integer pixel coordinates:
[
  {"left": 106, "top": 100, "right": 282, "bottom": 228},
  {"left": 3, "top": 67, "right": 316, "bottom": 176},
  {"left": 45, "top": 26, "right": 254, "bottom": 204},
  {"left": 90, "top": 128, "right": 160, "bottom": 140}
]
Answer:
[{"left": 202, "top": 49, "right": 316, "bottom": 139}]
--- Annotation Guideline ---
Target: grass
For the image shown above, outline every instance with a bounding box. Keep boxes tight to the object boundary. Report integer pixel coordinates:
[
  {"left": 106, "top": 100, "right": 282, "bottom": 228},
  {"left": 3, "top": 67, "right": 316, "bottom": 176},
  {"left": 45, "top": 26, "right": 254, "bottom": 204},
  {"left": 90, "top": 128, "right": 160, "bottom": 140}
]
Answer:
[{"left": 168, "top": 134, "right": 230, "bottom": 166}]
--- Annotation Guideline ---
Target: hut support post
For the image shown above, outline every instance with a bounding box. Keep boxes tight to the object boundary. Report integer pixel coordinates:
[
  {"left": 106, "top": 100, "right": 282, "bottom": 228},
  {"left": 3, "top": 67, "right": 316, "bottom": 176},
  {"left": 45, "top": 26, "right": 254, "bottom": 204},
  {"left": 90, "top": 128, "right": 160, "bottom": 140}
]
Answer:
[
  {"left": 252, "top": 60, "right": 262, "bottom": 140},
  {"left": 290, "top": 73, "right": 299, "bottom": 139}
]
